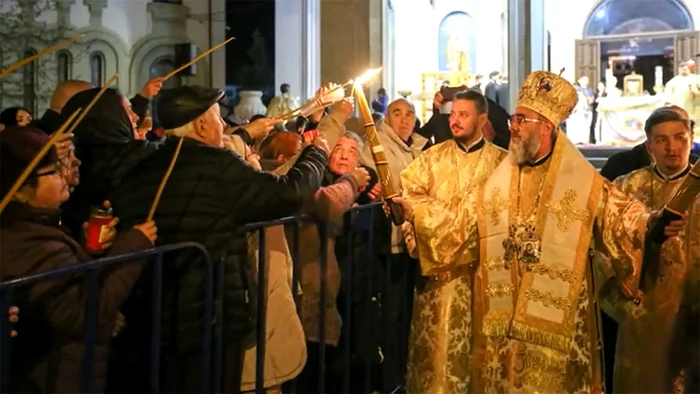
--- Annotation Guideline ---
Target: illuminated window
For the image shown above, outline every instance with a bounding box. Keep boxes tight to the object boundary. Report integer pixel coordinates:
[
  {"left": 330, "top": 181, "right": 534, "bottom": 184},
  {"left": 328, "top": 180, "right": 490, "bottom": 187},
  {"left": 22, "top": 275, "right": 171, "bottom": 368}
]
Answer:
[
  {"left": 90, "top": 52, "right": 105, "bottom": 86},
  {"left": 584, "top": 0, "right": 693, "bottom": 37},
  {"left": 57, "top": 51, "right": 72, "bottom": 82}
]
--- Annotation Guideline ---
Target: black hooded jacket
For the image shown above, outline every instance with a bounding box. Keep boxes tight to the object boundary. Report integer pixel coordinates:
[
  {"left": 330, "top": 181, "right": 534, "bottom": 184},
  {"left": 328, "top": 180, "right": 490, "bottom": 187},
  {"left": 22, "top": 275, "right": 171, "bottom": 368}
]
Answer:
[{"left": 59, "top": 88, "right": 158, "bottom": 235}]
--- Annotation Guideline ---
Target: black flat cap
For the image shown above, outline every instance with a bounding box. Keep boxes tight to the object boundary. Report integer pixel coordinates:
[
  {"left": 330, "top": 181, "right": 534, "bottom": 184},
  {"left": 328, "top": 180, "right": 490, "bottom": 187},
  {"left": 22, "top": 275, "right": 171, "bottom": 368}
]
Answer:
[{"left": 156, "top": 85, "right": 225, "bottom": 130}]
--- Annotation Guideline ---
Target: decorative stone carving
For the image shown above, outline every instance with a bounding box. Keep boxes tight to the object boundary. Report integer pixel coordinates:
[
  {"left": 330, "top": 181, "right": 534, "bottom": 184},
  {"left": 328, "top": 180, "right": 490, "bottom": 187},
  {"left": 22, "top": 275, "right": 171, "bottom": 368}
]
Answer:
[
  {"left": 84, "top": 0, "right": 108, "bottom": 27},
  {"left": 147, "top": 2, "right": 188, "bottom": 36}
]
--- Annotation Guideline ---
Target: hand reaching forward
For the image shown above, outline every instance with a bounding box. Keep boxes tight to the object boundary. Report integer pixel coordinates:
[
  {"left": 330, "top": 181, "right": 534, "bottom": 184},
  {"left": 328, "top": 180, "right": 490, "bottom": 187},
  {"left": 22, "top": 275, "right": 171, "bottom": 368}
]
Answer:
[
  {"left": 312, "top": 135, "right": 330, "bottom": 155},
  {"left": 349, "top": 167, "right": 370, "bottom": 190},
  {"left": 139, "top": 77, "right": 165, "bottom": 99},
  {"left": 243, "top": 118, "right": 283, "bottom": 140}
]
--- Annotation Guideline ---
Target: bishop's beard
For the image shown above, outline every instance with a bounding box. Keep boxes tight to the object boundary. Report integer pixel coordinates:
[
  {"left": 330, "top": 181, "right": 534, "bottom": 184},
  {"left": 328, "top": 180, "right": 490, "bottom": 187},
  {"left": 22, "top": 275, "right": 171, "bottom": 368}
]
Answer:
[{"left": 509, "top": 131, "right": 541, "bottom": 165}]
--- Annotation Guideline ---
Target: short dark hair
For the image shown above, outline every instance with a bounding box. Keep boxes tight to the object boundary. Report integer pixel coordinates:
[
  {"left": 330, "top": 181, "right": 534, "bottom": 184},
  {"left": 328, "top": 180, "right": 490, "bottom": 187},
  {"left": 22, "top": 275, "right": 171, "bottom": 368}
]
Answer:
[
  {"left": 280, "top": 83, "right": 290, "bottom": 94},
  {"left": 489, "top": 71, "right": 500, "bottom": 79},
  {"left": 453, "top": 89, "right": 489, "bottom": 114},
  {"left": 644, "top": 108, "right": 691, "bottom": 137}
]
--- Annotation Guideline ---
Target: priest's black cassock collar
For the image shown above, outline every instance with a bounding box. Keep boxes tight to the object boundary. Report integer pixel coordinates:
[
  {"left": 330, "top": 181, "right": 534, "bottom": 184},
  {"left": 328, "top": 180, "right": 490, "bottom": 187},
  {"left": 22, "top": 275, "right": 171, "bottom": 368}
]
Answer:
[{"left": 156, "top": 85, "right": 225, "bottom": 130}]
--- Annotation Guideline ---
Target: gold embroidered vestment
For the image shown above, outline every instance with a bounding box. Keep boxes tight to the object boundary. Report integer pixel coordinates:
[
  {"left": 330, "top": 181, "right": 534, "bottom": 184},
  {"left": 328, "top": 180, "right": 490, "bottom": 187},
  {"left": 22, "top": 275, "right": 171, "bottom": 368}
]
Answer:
[
  {"left": 472, "top": 132, "right": 649, "bottom": 393},
  {"left": 400, "top": 139, "right": 507, "bottom": 394},
  {"left": 603, "top": 166, "right": 696, "bottom": 393}
]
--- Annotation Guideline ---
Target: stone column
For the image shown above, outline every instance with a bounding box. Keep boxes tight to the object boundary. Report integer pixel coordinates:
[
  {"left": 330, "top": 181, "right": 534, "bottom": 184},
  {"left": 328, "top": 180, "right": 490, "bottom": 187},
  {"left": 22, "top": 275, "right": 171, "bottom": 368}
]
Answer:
[
  {"left": 507, "top": 0, "right": 527, "bottom": 113},
  {"left": 274, "top": 0, "right": 320, "bottom": 102},
  {"left": 530, "top": 0, "right": 546, "bottom": 72},
  {"left": 507, "top": 0, "right": 546, "bottom": 112},
  {"left": 320, "top": 0, "right": 382, "bottom": 100}
]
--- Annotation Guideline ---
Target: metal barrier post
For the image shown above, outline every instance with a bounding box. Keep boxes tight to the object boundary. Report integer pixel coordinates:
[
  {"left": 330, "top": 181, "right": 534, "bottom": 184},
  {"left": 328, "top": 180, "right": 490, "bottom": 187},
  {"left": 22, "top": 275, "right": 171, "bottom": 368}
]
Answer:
[
  {"left": 212, "top": 255, "right": 225, "bottom": 394},
  {"left": 150, "top": 253, "right": 164, "bottom": 392},
  {"left": 255, "top": 228, "right": 268, "bottom": 394},
  {"left": 81, "top": 269, "right": 100, "bottom": 393},
  {"left": 342, "top": 213, "right": 353, "bottom": 393},
  {"left": 317, "top": 222, "right": 328, "bottom": 394},
  {"left": 0, "top": 290, "right": 15, "bottom": 392},
  {"left": 0, "top": 242, "right": 213, "bottom": 394},
  {"left": 364, "top": 207, "right": 376, "bottom": 393}
]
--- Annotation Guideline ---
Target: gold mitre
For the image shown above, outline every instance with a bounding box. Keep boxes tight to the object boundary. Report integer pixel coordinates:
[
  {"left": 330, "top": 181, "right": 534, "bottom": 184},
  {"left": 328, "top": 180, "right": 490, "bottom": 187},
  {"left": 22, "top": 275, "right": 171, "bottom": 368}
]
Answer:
[{"left": 516, "top": 70, "right": 578, "bottom": 127}]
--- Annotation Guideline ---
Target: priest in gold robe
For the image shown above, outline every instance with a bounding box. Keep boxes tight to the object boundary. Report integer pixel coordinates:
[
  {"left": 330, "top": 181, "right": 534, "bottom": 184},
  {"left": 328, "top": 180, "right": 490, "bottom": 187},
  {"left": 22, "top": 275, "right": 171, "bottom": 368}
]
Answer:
[
  {"left": 468, "top": 71, "right": 686, "bottom": 393},
  {"left": 398, "top": 89, "right": 507, "bottom": 394},
  {"left": 605, "top": 107, "right": 697, "bottom": 393},
  {"left": 266, "top": 83, "right": 301, "bottom": 120},
  {"left": 681, "top": 194, "right": 700, "bottom": 393}
]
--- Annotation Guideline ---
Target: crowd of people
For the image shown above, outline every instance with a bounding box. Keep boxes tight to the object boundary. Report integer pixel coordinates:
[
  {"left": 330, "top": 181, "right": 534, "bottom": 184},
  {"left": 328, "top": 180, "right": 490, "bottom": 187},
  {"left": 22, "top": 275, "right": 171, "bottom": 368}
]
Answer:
[{"left": 0, "top": 66, "right": 698, "bottom": 394}]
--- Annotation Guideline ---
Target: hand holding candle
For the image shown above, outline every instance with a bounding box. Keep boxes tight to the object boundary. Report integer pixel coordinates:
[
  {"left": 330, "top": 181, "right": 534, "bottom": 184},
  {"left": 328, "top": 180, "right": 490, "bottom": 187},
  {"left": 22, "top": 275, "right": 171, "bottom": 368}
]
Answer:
[{"left": 351, "top": 68, "right": 405, "bottom": 225}]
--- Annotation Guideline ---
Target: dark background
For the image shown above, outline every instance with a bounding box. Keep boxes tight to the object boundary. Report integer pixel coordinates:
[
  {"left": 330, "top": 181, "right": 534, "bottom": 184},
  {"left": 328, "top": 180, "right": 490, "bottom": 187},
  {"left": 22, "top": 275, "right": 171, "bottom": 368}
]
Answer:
[{"left": 225, "top": 0, "right": 275, "bottom": 101}]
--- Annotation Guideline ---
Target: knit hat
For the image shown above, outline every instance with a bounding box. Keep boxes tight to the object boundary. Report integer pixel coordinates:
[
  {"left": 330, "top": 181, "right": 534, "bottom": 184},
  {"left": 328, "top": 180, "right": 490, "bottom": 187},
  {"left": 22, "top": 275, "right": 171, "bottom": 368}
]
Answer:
[
  {"left": 0, "top": 125, "right": 58, "bottom": 200},
  {"left": 515, "top": 70, "right": 578, "bottom": 127}
]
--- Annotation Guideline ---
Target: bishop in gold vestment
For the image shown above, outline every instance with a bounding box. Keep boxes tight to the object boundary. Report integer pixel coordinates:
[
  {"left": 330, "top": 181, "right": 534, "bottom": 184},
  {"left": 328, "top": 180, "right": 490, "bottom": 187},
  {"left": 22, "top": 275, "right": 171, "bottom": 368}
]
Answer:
[
  {"left": 472, "top": 71, "right": 652, "bottom": 393},
  {"left": 607, "top": 163, "right": 694, "bottom": 393},
  {"left": 401, "top": 137, "right": 506, "bottom": 394}
]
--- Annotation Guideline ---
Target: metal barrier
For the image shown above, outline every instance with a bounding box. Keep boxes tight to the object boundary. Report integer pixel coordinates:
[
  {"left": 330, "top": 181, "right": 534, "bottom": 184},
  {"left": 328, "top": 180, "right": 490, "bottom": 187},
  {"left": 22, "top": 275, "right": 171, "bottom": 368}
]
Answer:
[
  {"left": 1, "top": 203, "right": 402, "bottom": 394},
  {"left": 241, "top": 202, "right": 404, "bottom": 394},
  {"left": 0, "top": 242, "right": 214, "bottom": 394}
]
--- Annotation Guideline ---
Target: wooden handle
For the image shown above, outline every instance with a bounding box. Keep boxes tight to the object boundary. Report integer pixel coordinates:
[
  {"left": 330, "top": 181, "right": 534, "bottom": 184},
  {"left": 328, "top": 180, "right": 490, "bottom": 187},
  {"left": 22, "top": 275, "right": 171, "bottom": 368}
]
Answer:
[
  {"left": 0, "top": 34, "right": 83, "bottom": 79},
  {"left": 164, "top": 37, "right": 235, "bottom": 80},
  {"left": 0, "top": 109, "right": 82, "bottom": 214},
  {"left": 0, "top": 72, "right": 118, "bottom": 214},
  {"left": 147, "top": 137, "right": 185, "bottom": 221}
]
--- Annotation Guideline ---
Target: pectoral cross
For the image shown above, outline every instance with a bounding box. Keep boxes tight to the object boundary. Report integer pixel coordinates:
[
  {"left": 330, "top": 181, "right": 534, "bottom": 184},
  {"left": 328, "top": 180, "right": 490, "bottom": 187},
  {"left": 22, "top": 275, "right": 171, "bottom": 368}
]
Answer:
[
  {"left": 546, "top": 189, "right": 590, "bottom": 232},
  {"left": 482, "top": 187, "right": 509, "bottom": 226}
]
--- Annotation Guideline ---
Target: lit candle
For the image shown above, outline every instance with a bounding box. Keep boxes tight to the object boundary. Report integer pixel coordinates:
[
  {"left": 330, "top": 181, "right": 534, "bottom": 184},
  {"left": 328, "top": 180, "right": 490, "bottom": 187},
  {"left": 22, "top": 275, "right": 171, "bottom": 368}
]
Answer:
[
  {"left": 655, "top": 66, "right": 663, "bottom": 86},
  {"left": 352, "top": 78, "right": 404, "bottom": 225}
]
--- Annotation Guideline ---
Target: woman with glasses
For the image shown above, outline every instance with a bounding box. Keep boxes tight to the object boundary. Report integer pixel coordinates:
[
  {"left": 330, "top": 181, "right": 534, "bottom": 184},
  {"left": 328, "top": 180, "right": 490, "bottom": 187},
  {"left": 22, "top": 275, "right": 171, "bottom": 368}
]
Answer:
[{"left": 0, "top": 125, "right": 157, "bottom": 393}]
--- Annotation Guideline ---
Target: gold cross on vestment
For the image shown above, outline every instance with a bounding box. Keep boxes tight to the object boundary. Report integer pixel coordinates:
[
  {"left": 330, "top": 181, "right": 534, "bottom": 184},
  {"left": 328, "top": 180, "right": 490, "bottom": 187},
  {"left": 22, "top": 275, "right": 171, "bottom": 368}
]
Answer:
[
  {"left": 546, "top": 189, "right": 590, "bottom": 232},
  {"left": 482, "top": 187, "right": 509, "bottom": 226}
]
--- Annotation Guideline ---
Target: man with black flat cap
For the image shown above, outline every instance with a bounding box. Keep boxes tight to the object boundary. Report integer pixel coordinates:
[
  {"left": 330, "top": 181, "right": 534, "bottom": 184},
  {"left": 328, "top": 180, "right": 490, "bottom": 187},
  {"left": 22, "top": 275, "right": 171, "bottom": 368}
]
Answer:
[{"left": 108, "top": 85, "right": 330, "bottom": 393}]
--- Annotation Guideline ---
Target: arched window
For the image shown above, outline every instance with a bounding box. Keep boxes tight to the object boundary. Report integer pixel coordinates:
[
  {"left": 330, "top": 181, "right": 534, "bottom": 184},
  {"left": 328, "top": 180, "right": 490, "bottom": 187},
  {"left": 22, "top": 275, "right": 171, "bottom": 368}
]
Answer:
[
  {"left": 437, "top": 11, "right": 477, "bottom": 74},
  {"left": 23, "top": 49, "right": 37, "bottom": 115},
  {"left": 583, "top": 0, "right": 693, "bottom": 37},
  {"left": 149, "top": 57, "right": 182, "bottom": 89},
  {"left": 149, "top": 58, "right": 182, "bottom": 125},
  {"left": 90, "top": 52, "right": 105, "bottom": 86},
  {"left": 57, "top": 51, "right": 72, "bottom": 82}
]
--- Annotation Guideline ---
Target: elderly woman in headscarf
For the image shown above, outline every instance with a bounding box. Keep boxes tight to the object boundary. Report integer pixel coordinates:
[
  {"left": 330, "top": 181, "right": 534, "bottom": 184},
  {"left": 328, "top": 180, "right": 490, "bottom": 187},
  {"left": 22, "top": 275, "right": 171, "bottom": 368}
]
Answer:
[
  {"left": 0, "top": 125, "right": 157, "bottom": 393},
  {"left": 59, "top": 88, "right": 159, "bottom": 236},
  {"left": 1, "top": 106, "right": 33, "bottom": 128}
]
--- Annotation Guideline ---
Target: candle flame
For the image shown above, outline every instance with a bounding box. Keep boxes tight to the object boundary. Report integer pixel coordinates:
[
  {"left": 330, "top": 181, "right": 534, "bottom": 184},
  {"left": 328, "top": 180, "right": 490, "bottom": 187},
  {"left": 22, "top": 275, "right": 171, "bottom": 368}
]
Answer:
[{"left": 354, "top": 67, "right": 382, "bottom": 86}]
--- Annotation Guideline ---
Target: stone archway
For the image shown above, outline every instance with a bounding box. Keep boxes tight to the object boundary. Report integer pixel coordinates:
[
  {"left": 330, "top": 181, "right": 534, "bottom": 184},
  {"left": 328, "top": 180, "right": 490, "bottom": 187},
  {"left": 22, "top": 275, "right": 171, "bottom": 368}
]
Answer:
[
  {"left": 129, "top": 35, "right": 210, "bottom": 95},
  {"left": 583, "top": 0, "right": 694, "bottom": 37},
  {"left": 437, "top": 11, "right": 477, "bottom": 74},
  {"left": 72, "top": 27, "right": 130, "bottom": 93}
]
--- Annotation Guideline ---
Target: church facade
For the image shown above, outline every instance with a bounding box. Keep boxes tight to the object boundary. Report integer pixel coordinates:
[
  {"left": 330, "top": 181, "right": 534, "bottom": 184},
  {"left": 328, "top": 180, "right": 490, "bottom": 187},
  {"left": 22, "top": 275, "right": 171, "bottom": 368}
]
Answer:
[
  {"left": 276, "top": 0, "right": 700, "bottom": 115},
  {"left": 0, "top": 0, "right": 227, "bottom": 115}
]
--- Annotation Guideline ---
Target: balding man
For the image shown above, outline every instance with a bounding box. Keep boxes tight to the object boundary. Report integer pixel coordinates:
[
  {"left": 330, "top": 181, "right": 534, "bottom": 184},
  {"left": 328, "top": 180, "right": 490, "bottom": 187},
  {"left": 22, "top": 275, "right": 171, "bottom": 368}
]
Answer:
[
  {"left": 358, "top": 97, "right": 428, "bottom": 392},
  {"left": 33, "top": 80, "right": 94, "bottom": 134}
]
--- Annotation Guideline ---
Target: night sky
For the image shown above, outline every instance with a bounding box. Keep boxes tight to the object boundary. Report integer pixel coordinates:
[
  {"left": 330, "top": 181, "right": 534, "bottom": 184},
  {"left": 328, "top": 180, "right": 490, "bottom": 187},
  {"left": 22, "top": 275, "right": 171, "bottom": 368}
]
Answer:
[{"left": 225, "top": 0, "right": 275, "bottom": 89}]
